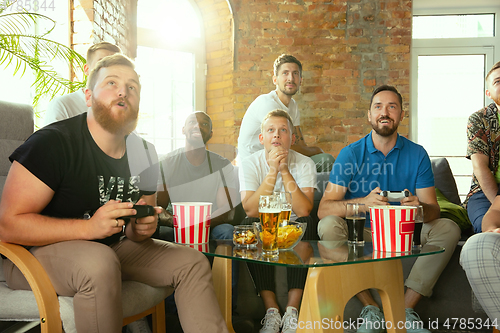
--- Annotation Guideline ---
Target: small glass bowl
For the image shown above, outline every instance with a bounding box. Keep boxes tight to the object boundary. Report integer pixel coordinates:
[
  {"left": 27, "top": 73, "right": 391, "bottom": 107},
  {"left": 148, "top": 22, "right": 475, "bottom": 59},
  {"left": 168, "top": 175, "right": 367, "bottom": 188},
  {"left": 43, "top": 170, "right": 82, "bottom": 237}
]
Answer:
[
  {"left": 253, "top": 220, "right": 306, "bottom": 250},
  {"left": 233, "top": 225, "right": 258, "bottom": 248},
  {"left": 233, "top": 247, "right": 260, "bottom": 259}
]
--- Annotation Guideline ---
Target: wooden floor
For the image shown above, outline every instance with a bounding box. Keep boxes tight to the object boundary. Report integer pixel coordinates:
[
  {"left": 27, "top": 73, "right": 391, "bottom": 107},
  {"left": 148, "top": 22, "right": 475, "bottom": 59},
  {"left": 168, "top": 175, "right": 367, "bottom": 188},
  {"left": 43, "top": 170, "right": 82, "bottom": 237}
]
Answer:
[{"left": 0, "top": 320, "right": 494, "bottom": 333}]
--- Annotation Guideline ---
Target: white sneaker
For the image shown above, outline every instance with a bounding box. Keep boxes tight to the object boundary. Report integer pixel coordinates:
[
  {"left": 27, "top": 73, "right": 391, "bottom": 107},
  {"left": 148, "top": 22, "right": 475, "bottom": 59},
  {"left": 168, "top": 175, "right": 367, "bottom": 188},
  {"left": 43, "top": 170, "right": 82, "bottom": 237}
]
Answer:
[
  {"left": 260, "top": 307, "right": 281, "bottom": 333},
  {"left": 126, "top": 317, "right": 152, "bottom": 333},
  {"left": 357, "top": 305, "right": 385, "bottom": 333},
  {"left": 405, "top": 308, "right": 431, "bottom": 333},
  {"left": 281, "top": 306, "right": 299, "bottom": 333}
]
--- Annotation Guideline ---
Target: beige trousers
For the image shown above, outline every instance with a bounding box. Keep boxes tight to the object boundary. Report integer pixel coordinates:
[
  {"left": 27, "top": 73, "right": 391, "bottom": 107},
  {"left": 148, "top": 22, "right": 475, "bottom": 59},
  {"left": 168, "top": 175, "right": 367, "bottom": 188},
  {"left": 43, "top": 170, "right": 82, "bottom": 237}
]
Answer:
[
  {"left": 317, "top": 215, "right": 461, "bottom": 297},
  {"left": 4, "top": 238, "right": 228, "bottom": 333}
]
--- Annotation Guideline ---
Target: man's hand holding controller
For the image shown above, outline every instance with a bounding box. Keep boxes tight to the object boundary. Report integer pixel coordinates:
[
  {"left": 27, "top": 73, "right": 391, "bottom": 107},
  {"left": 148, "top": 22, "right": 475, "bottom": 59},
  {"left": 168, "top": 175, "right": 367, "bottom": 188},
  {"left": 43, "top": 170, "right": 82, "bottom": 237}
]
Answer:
[
  {"left": 88, "top": 200, "right": 161, "bottom": 240},
  {"left": 122, "top": 205, "right": 156, "bottom": 219},
  {"left": 126, "top": 201, "right": 162, "bottom": 238},
  {"left": 362, "top": 187, "right": 390, "bottom": 207},
  {"left": 380, "top": 190, "right": 410, "bottom": 202},
  {"left": 379, "top": 189, "right": 421, "bottom": 206}
]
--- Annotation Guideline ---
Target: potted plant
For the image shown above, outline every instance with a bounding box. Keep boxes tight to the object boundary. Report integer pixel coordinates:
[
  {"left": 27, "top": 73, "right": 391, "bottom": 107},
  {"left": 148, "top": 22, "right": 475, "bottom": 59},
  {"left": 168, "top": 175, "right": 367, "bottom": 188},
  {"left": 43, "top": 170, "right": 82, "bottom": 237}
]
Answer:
[{"left": 0, "top": 0, "right": 86, "bottom": 110}]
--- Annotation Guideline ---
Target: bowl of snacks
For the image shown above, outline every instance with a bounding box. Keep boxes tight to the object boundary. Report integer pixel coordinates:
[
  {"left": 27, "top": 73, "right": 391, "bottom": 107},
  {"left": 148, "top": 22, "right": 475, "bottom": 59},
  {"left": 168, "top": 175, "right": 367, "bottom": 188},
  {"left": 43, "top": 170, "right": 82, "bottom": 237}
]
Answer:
[
  {"left": 233, "top": 247, "right": 260, "bottom": 259},
  {"left": 233, "top": 225, "right": 257, "bottom": 248},
  {"left": 254, "top": 221, "right": 306, "bottom": 250},
  {"left": 277, "top": 221, "right": 306, "bottom": 250}
]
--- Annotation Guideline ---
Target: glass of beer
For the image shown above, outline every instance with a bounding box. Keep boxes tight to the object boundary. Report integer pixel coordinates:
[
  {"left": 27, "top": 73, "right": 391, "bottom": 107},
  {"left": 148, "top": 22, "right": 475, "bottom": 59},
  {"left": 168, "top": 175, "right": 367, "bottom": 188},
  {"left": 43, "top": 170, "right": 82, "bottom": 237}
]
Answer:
[
  {"left": 346, "top": 203, "right": 366, "bottom": 245},
  {"left": 259, "top": 194, "right": 281, "bottom": 257},
  {"left": 274, "top": 191, "right": 292, "bottom": 224}
]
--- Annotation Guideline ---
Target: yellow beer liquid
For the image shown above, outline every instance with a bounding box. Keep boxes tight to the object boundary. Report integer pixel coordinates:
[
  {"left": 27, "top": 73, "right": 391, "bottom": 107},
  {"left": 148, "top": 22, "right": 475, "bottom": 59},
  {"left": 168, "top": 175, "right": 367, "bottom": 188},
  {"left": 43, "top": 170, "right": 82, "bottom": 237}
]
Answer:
[
  {"left": 259, "top": 209, "right": 280, "bottom": 252},
  {"left": 278, "top": 209, "right": 291, "bottom": 224}
]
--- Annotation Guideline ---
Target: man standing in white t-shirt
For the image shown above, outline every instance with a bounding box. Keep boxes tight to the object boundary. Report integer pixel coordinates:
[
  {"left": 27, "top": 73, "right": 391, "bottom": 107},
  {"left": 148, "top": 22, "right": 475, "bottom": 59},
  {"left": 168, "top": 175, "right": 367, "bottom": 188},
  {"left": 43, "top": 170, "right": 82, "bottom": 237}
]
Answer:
[
  {"left": 237, "top": 54, "right": 335, "bottom": 172},
  {"left": 43, "top": 42, "right": 122, "bottom": 126}
]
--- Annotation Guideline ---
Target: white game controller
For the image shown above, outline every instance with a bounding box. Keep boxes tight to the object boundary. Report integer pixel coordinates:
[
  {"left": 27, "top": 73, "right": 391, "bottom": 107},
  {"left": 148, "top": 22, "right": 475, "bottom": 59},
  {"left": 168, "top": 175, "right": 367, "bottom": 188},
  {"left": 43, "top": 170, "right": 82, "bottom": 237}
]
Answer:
[{"left": 380, "top": 190, "right": 410, "bottom": 202}]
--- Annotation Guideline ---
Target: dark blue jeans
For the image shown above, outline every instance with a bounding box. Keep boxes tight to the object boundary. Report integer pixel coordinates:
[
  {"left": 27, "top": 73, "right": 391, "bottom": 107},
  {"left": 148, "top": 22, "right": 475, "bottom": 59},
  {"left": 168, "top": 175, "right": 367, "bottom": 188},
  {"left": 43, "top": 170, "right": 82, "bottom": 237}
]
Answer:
[
  {"left": 467, "top": 190, "right": 493, "bottom": 233},
  {"left": 242, "top": 216, "right": 314, "bottom": 293}
]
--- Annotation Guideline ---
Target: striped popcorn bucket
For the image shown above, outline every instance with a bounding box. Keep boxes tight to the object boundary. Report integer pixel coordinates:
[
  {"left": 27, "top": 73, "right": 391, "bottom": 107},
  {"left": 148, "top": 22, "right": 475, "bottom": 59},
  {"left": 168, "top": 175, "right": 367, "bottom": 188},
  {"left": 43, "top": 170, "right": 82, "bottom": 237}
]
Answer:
[
  {"left": 369, "top": 206, "right": 417, "bottom": 253},
  {"left": 172, "top": 202, "right": 212, "bottom": 244},
  {"left": 185, "top": 243, "right": 209, "bottom": 252}
]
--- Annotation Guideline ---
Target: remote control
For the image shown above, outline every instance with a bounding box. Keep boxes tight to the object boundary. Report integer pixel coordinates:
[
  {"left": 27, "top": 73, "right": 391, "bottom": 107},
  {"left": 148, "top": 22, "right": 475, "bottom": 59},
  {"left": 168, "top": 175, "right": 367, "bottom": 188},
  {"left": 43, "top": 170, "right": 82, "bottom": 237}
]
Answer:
[
  {"left": 122, "top": 205, "right": 155, "bottom": 219},
  {"left": 380, "top": 190, "right": 410, "bottom": 202}
]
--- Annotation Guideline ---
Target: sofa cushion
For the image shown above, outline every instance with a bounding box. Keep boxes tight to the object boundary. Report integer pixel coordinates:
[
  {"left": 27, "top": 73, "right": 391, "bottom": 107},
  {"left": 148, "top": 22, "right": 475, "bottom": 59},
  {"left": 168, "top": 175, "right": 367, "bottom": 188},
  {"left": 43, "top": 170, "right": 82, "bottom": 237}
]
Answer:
[
  {"left": 0, "top": 177, "right": 6, "bottom": 199},
  {"left": 436, "top": 188, "right": 472, "bottom": 230},
  {"left": 316, "top": 172, "right": 330, "bottom": 192},
  {"left": 431, "top": 158, "right": 461, "bottom": 205},
  {"left": 0, "top": 278, "right": 171, "bottom": 333},
  {"left": 0, "top": 101, "right": 34, "bottom": 141},
  {"left": 0, "top": 139, "right": 21, "bottom": 175},
  {"left": 0, "top": 281, "right": 75, "bottom": 332}
]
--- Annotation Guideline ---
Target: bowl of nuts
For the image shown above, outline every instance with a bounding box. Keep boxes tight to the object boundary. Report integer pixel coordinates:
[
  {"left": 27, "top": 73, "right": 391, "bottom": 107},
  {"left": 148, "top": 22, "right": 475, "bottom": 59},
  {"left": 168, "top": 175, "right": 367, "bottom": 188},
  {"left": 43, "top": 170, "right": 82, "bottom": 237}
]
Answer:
[{"left": 233, "top": 225, "right": 257, "bottom": 248}]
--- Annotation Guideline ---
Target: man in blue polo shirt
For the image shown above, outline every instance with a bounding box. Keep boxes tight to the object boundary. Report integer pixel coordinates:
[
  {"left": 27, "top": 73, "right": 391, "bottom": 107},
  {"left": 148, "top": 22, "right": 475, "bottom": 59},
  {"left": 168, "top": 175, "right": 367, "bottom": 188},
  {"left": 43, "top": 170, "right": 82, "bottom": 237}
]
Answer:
[{"left": 317, "top": 85, "right": 461, "bottom": 333}]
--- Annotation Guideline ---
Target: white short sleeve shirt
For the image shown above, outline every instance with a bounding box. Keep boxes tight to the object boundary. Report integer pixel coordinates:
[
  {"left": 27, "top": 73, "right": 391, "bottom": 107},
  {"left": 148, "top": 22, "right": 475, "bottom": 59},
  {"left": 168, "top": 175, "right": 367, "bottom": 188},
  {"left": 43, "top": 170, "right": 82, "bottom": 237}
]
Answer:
[{"left": 237, "top": 91, "right": 300, "bottom": 162}]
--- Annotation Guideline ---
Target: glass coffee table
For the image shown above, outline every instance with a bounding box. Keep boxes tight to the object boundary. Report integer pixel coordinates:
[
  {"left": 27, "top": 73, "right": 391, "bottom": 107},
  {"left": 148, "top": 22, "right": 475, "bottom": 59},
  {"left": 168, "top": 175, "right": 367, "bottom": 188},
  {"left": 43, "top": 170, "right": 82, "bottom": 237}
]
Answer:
[{"left": 195, "top": 240, "right": 444, "bottom": 333}]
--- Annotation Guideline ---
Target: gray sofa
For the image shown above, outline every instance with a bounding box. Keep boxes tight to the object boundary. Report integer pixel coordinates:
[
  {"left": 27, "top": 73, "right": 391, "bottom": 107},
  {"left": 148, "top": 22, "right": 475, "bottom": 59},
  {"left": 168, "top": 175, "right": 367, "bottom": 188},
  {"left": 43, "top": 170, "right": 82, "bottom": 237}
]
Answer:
[{"left": 235, "top": 158, "right": 489, "bottom": 331}]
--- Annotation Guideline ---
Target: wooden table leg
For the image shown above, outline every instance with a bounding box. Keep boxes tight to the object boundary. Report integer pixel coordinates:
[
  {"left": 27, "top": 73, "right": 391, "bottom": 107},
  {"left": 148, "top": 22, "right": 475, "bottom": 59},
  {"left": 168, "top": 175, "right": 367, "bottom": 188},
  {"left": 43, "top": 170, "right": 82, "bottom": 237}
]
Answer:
[
  {"left": 298, "top": 260, "right": 407, "bottom": 333},
  {"left": 212, "top": 244, "right": 235, "bottom": 333}
]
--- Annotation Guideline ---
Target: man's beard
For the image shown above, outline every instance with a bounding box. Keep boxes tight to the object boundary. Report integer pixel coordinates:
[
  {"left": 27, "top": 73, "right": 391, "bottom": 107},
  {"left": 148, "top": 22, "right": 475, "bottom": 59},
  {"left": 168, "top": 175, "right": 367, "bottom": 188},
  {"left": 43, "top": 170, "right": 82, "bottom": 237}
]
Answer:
[
  {"left": 371, "top": 117, "right": 398, "bottom": 137},
  {"left": 92, "top": 98, "right": 138, "bottom": 135},
  {"left": 279, "top": 83, "right": 298, "bottom": 96}
]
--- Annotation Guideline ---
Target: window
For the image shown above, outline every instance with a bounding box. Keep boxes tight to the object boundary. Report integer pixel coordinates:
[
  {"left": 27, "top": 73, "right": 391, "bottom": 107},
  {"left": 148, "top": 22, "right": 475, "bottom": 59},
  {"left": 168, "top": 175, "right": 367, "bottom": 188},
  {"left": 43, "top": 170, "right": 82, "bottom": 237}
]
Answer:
[
  {"left": 135, "top": 0, "right": 206, "bottom": 156},
  {"left": 411, "top": 3, "right": 500, "bottom": 201},
  {"left": 135, "top": 48, "right": 195, "bottom": 152},
  {"left": 413, "top": 14, "right": 495, "bottom": 39},
  {"left": 0, "top": 0, "right": 70, "bottom": 128}
]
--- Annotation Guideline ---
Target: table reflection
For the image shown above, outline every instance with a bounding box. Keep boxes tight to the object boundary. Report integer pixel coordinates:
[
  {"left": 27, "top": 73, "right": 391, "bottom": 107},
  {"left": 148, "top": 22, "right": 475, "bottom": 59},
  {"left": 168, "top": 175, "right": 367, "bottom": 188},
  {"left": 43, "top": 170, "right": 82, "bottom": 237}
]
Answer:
[{"left": 205, "top": 239, "right": 443, "bottom": 268}]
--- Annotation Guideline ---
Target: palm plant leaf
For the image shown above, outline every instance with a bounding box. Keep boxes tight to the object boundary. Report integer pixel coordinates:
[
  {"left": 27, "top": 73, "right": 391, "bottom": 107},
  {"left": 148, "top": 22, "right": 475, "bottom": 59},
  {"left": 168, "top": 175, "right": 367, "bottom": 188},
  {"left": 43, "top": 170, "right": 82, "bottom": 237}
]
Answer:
[
  {"left": 0, "top": 10, "right": 58, "bottom": 37},
  {"left": 0, "top": 33, "right": 86, "bottom": 102},
  {"left": 0, "top": 1, "right": 16, "bottom": 15},
  {"left": 0, "top": 4, "right": 86, "bottom": 108}
]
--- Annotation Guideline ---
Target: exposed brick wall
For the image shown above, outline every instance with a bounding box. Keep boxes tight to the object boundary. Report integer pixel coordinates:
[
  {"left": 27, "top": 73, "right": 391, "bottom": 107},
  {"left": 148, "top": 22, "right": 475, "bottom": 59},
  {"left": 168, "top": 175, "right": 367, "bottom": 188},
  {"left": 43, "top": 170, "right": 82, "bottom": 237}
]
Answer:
[
  {"left": 195, "top": 0, "right": 411, "bottom": 158},
  {"left": 70, "top": 0, "right": 412, "bottom": 159},
  {"left": 195, "top": 0, "right": 237, "bottom": 146},
  {"left": 92, "top": 0, "right": 134, "bottom": 52},
  {"left": 70, "top": 0, "right": 136, "bottom": 81}
]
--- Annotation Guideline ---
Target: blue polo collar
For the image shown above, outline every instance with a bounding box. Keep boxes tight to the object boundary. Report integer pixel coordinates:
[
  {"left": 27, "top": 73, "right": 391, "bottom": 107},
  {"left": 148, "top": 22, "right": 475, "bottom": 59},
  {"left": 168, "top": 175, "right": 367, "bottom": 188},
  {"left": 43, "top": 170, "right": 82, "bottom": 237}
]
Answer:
[{"left": 366, "top": 131, "right": 404, "bottom": 155}]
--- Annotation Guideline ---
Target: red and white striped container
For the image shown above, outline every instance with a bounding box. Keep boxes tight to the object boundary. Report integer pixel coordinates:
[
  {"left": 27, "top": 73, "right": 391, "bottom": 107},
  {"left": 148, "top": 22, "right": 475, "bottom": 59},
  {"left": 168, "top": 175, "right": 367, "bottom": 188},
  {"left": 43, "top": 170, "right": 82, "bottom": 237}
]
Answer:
[
  {"left": 369, "top": 206, "right": 417, "bottom": 253},
  {"left": 185, "top": 243, "right": 209, "bottom": 252},
  {"left": 172, "top": 202, "right": 212, "bottom": 244}
]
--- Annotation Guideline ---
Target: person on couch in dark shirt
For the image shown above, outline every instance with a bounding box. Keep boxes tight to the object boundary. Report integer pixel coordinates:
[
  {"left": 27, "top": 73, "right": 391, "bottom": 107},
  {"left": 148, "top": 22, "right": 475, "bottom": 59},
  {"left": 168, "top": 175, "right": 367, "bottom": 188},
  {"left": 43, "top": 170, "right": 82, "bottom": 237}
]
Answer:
[
  {"left": 156, "top": 111, "right": 240, "bottom": 317},
  {"left": 157, "top": 111, "right": 238, "bottom": 241}
]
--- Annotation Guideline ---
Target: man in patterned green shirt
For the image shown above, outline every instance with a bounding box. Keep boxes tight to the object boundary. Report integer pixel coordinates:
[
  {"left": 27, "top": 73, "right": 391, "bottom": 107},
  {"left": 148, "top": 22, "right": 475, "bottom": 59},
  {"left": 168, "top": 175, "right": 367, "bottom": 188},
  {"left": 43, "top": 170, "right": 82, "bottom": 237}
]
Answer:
[{"left": 466, "top": 60, "right": 500, "bottom": 233}]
